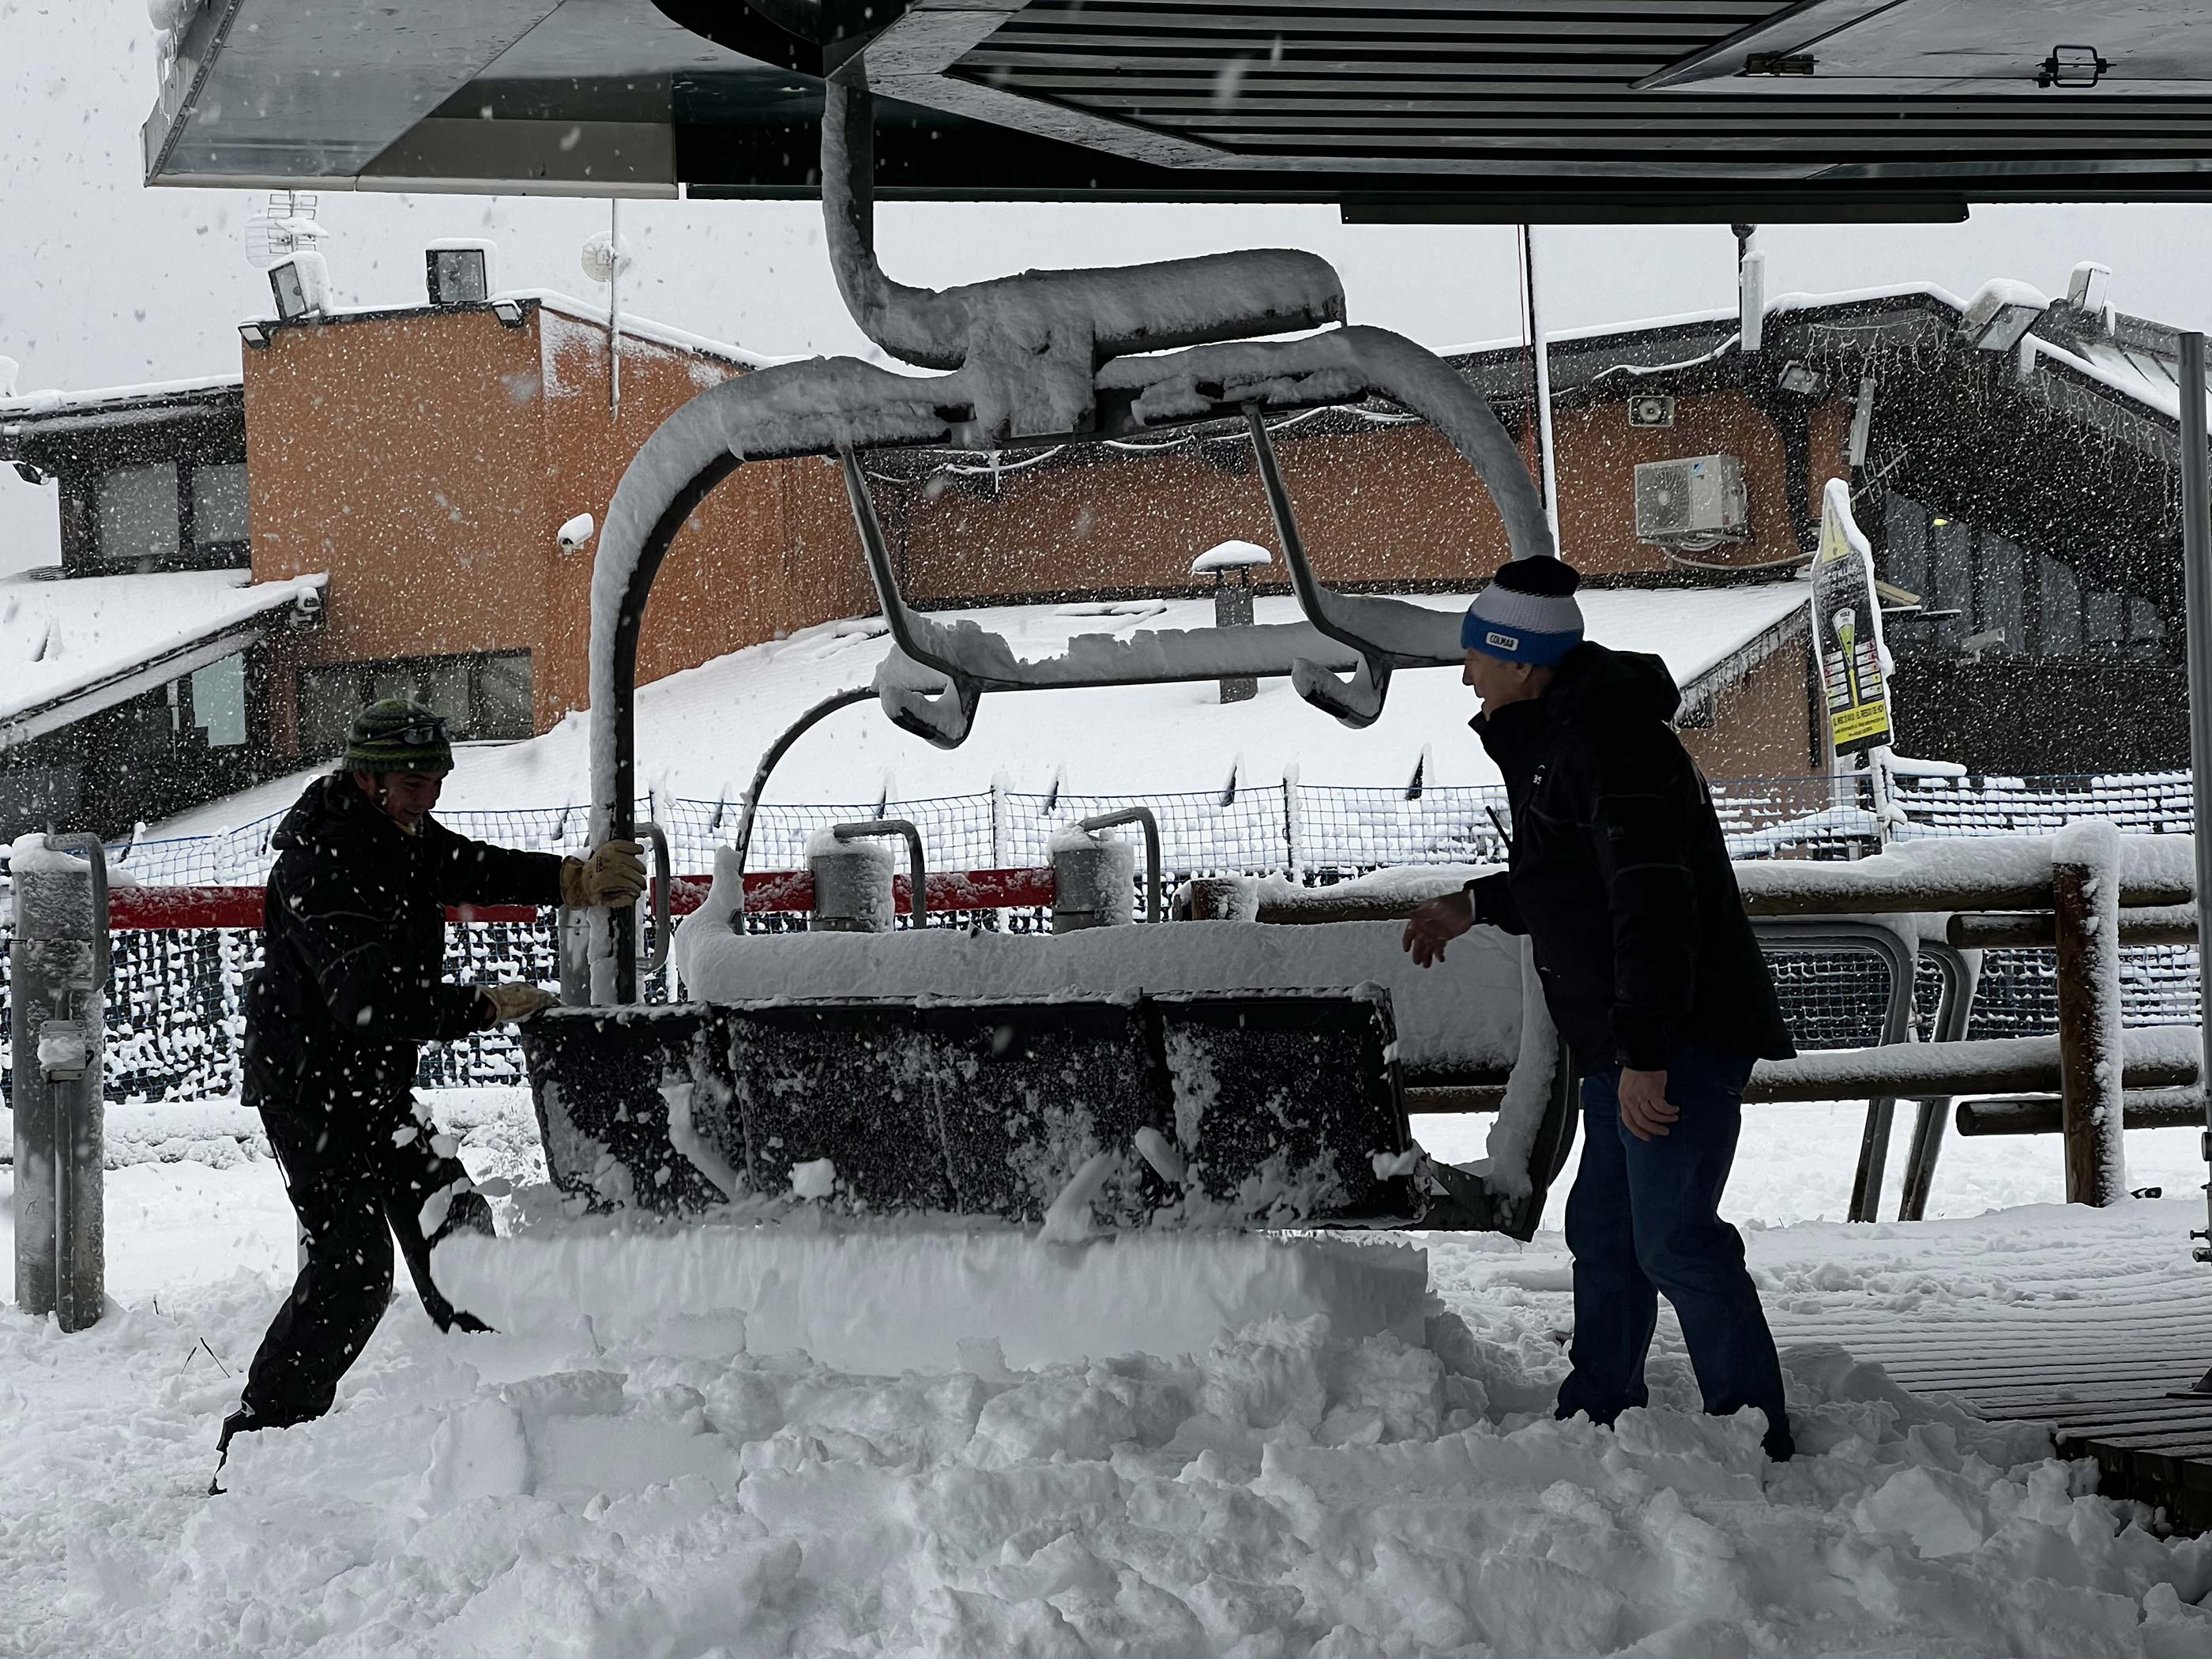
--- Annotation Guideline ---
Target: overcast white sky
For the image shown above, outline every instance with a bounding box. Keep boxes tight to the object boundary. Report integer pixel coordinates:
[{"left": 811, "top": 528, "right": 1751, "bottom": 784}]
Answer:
[{"left": 7, "top": 0, "right": 2212, "bottom": 576}]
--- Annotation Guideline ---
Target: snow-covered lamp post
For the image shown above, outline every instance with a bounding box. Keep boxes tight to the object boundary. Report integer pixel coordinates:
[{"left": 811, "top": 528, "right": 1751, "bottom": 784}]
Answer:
[{"left": 1191, "top": 540, "right": 1271, "bottom": 703}]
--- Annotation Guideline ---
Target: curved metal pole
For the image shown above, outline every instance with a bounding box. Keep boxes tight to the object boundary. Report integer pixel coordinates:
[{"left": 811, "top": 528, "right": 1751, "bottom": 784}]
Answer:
[
  {"left": 1244, "top": 406, "right": 1390, "bottom": 726},
  {"left": 730, "top": 685, "right": 877, "bottom": 888},
  {"left": 1078, "top": 806, "right": 1163, "bottom": 923},
  {"left": 833, "top": 818, "right": 927, "bottom": 928}
]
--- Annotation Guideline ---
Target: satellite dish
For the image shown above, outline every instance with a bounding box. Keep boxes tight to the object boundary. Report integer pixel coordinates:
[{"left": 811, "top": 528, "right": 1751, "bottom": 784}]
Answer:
[
  {"left": 245, "top": 190, "right": 326, "bottom": 269},
  {"left": 580, "top": 231, "right": 634, "bottom": 286}
]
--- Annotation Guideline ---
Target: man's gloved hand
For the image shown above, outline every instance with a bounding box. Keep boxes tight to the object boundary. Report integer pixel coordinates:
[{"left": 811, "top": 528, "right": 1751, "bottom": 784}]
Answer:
[
  {"left": 480, "top": 982, "right": 559, "bottom": 1025},
  {"left": 559, "top": 838, "right": 647, "bottom": 909}
]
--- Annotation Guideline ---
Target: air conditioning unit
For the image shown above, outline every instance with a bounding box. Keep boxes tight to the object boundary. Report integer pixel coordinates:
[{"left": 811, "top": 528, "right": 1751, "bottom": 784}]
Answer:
[
  {"left": 1633, "top": 454, "right": 1750, "bottom": 551},
  {"left": 1627, "top": 393, "right": 1674, "bottom": 427}
]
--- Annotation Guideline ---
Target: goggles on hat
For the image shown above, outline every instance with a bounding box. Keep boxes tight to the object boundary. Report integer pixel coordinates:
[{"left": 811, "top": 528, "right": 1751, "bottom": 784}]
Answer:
[{"left": 383, "top": 717, "right": 449, "bottom": 748}]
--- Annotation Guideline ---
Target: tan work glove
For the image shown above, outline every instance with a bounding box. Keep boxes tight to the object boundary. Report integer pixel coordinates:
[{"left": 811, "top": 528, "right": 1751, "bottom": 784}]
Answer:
[
  {"left": 480, "top": 982, "right": 559, "bottom": 1025},
  {"left": 559, "top": 838, "right": 647, "bottom": 909}
]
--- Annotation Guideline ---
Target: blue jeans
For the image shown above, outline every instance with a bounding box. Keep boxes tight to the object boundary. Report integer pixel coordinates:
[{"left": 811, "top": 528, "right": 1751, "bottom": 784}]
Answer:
[{"left": 1556, "top": 1043, "right": 1793, "bottom": 1459}]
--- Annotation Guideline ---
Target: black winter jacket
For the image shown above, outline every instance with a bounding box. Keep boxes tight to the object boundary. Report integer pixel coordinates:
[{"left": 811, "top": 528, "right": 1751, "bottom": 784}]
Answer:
[
  {"left": 241, "top": 775, "right": 563, "bottom": 1122},
  {"left": 1468, "top": 641, "right": 1795, "bottom": 1074}
]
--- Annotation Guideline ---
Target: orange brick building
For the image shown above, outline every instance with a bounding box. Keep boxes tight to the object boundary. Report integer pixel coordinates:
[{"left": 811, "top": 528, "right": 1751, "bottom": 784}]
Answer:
[{"left": 235, "top": 274, "right": 1842, "bottom": 785}]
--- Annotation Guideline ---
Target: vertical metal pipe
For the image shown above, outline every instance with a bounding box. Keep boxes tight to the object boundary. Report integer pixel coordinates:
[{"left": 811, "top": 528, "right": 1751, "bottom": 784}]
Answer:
[
  {"left": 2177, "top": 331, "right": 2212, "bottom": 1256},
  {"left": 608, "top": 198, "right": 623, "bottom": 419},
  {"left": 1519, "top": 225, "right": 1561, "bottom": 552}
]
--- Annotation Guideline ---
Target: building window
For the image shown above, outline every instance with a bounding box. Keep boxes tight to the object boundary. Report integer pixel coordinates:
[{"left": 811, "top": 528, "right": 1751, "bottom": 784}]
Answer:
[
  {"left": 95, "top": 462, "right": 181, "bottom": 564},
  {"left": 191, "top": 462, "right": 249, "bottom": 547},
  {"left": 298, "top": 651, "right": 534, "bottom": 757},
  {"left": 190, "top": 653, "right": 250, "bottom": 747}
]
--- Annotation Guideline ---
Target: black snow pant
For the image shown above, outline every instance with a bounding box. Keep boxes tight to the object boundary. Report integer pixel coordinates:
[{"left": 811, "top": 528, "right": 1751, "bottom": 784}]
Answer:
[{"left": 230, "top": 1096, "right": 494, "bottom": 1439}]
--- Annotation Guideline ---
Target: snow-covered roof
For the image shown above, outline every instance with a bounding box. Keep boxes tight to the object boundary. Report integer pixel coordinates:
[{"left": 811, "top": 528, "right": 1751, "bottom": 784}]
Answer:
[
  {"left": 0, "top": 374, "right": 241, "bottom": 427},
  {"left": 0, "top": 568, "right": 325, "bottom": 742},
  {"left": 151, "top": 581, "right": 1806, "bottom": 837},
  {"left": 514, "top": 291, "right": 803, "bottom": 371}
]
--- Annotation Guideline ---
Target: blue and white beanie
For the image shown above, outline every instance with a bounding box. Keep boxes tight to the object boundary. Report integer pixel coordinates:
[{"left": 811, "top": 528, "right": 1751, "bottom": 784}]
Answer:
[{"left": 1461, "top": 556, "right": 1584, "bottom": 664}]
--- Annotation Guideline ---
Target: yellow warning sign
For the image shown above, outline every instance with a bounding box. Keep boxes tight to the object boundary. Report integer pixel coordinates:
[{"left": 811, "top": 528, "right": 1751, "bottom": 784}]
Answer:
[{"left": 1810, "top": 480, "right": 1893, "bottom": 758}]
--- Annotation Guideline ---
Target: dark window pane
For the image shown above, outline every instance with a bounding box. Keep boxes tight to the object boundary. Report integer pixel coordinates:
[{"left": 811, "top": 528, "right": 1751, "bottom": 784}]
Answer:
[
  {"left": 192, "top": 463, "right": 249, "bottom": 546},
  {"left": 96, "top": 463, "right": 179, "bottom": 562},
  {"left": 1928, "top": 514, "right": 1970, "bottom": 655},
  {"left": 2037, "top": 555, "right": 2080, "bottom": 656},
  {"left": 1975, "top": 533, "right": 2024, "bottom": 654},
  {"left": 473, "top": 653, "right": 532, "bottom": 739},
  {"left": 299, "top": 665, "right": 363, "bottom": 755},
  {"left": 413, "top": 657, "right": 473, "bottom": 732},
  {"left": 1883, "top": 494, "right": 1928, "bottom": 596},
  {"left": 191, "top": 653, "right": 248, "bottom": 747},
  {"left": 2086, "top": 589, "right": 2124, "bottom": 653}
]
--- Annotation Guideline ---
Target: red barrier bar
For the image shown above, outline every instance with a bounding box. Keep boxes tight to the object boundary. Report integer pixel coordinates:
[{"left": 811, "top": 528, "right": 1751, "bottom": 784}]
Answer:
[{"left": 100, "top": 868, "right": 1056, "bottom": 929}]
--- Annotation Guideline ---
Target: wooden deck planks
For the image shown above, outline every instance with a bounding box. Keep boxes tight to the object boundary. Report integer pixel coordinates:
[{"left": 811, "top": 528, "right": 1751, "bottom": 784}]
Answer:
[{"left": 1766, "top": 1285, "right": 2212, "bottom": 1532}]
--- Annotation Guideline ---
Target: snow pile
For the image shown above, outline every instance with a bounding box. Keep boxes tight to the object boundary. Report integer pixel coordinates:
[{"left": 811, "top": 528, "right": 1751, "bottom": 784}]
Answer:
[
  {"left": 435, "top": 1225, "right": 1428, "bottom": 1371},
  {"left": 8, "top": 1127, "right": 2212, "bottom": 1653}
]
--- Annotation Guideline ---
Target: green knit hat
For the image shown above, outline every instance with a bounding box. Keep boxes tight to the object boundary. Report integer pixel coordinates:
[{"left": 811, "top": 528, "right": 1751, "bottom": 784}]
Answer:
[{"left": 344, "top": 698, "right": 454, "bottom": 775}]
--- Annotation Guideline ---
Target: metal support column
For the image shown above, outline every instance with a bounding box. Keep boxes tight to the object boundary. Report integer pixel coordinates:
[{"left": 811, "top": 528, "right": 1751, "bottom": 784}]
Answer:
[
  {"left": 9, "top": 833, "right": 108, "bottom": 1330},
  {"left": 2180, "top": 333, "right": 2212, "bottom": 1273}
]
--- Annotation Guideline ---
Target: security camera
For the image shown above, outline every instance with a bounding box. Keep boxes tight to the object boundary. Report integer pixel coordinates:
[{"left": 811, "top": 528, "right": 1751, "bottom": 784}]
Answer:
[{"left": 557, "top": 513, "right": 596, "bottom": 553}]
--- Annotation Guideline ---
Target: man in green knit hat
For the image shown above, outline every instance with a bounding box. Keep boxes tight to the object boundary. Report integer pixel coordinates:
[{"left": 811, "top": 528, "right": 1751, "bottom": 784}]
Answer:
[{"left": 213, "top": 698, "right": 645, "bottom": 1488}]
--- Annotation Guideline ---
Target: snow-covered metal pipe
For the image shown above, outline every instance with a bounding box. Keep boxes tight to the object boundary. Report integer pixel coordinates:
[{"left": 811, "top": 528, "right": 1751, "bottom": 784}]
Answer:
[{"left": 822, "top": 83, "right": 1347, "bottom": 388}]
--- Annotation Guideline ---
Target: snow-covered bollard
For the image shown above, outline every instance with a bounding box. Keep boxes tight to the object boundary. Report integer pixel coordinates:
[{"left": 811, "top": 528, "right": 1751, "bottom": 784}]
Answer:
[
  {"left": 807, "top": 827, "right": 897, "bottom": 933},
  {"left": 2052, "top": 818, "right": 2128, "bottom": 1206},
  {"left": 1051, "top": 822, "right": 1138, "bottom": 931},
  {"left": 7, "top": 832, "right": 109, "bottom": 1330}
]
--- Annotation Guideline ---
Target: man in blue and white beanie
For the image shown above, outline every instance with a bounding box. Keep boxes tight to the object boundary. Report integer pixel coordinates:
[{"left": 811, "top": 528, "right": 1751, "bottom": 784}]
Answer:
[
  {"left": 1458, "top": 549, "right": 1585, "bottom": 669},
  {"left": 1405, "top": 554, "right": 1800, "bottom": 1462}
]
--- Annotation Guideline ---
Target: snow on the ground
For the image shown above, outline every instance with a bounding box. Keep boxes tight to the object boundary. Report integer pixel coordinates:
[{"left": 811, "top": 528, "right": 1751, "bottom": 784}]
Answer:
[
  {"left": 4, "top": 1098, "right": 2210, "bottom": 1657},
  {"left": 149, "top": 582, "right": 1807, "bottom": 839}
]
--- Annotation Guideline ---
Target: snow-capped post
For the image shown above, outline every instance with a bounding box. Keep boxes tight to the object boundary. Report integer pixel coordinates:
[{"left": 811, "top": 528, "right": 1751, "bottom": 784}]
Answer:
[
  {"left": 1192, "top": 540, "right": 1272, "bottom": 702},
  {"left": 7, "top": 832, "right": 108, "bottom": 1331},
  {"left": 2052, "top": 818, "right": 2128, "bottom": 1206},
  {"left": 2178, "top": 329, "right": 2212, "bottom": 1279}
]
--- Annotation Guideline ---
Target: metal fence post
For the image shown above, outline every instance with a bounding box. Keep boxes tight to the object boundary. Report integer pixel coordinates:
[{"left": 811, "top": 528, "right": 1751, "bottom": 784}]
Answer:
[
  {"left": 9, "top": 833, "right": 108, "bottom": 1330},
  {"left": 2052, "top": 818, "right": 2127, "bottom": 1206}
]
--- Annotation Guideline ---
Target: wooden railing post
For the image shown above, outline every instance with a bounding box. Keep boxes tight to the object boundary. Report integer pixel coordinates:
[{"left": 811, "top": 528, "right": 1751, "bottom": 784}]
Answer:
[{"left": 2052, "top": 818, "right": 2128, "bottom": 1206}]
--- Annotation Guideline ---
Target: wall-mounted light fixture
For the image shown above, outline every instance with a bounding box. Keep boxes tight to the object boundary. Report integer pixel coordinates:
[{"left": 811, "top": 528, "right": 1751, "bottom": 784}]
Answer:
[
  {"left": 490, "top": 299, "right": 526, "bottom": 328},
  {"left": 1960, "top": 282, "right": 2047, "bottom": 354},
  {"left": 237, "top": 321, "right": 272, "bottom": 349},
  {"left": 1777, "top": 360, "right": 1829, "bottom": 398},
  {"left": 425, "top": 240, "right": 495, "bottom": 307},
  {"left": 267, "top": 251, "right": 329, "bottom": 323}
]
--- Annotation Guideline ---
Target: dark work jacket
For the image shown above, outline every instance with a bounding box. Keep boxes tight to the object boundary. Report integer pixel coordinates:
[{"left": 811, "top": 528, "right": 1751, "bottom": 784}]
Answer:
[
  {"left": 1468, "top": 641, "right": 1795, "bottom": 1074},
  {"left": 241, "top": 775, "right": 563, "bottom": 1127}
]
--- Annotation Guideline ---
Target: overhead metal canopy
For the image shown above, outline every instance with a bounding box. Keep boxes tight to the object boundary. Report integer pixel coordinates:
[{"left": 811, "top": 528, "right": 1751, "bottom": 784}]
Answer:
[{"left": 143, "top": 0, "right": 2212, "bottom": 218}]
